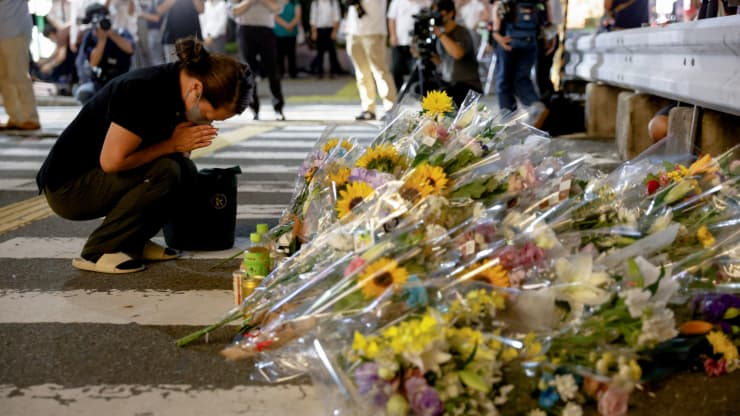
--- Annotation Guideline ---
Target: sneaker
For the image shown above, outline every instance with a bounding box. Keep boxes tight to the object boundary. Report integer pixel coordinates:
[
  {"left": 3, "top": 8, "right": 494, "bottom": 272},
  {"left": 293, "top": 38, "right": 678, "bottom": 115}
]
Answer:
[
  {"left": 355, "top": 111, "right": 376, "bottom": 121},
  {"left": 276, "top": 109, "right": 286, "bottom": 121},
  {"left": 526, "top": 102, "right": 549, "bottom": 129}
]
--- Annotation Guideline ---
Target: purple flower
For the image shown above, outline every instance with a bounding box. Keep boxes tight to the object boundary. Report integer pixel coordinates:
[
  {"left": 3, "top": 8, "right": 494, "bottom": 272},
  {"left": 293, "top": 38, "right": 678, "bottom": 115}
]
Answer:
[
  {"left": 695, "top": 294, "right": 740, "bottom": 333},
  {"left": 350, "top": 167, "right": 396, "bottom": 189},
  {"left": 299, "top": 150, "right": 328, "bottom": 177},
  {"left": 497, "top": 241, "right": 545, "bottom": 270},
  {"left": 354, "top": 362, "right": 395, "bottom": 407},
  {"left": 404, "top": 376, "right": 443, "bottom": 416}
]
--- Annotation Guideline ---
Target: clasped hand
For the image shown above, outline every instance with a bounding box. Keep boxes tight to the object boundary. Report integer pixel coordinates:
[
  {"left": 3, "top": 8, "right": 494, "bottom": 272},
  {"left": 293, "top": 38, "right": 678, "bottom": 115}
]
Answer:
[{"left": 171, "top": 122, "right": 217, "bottom": 153}]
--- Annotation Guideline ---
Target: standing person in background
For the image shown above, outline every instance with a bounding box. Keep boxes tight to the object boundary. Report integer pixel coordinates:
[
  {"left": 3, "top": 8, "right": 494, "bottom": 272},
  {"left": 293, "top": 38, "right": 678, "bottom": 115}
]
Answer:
[
  {"left": 275, "top": 0, "right": 301, "bottom": 78},
  {"left": 456, "top": 0, "right": 489, "bottom": 50},
  {"left": 603, "top": 0, "right": 648, "bottom": 30},
  {"left": 0, "top": 0, "right": 41, "bottom": 131},
  {"left": 200, "top": 0, "right": 229, "bottom": 53},
  {"left": 158, "top": 0, "right": 203, "bottom": 63},
  {"left": 345, "top": 0, "right": 397, "bottom": 121},
  {"left": 535, "top": 0, "right": 561, "bottom": 103},
  {"left": 231, "top": 0, "right": 286, "bottom": 121},
  {"left": 492, "top": 0, "right": 549, "bottom": 128},
  {"left": 139, "top": 0, "right": 164, "bottom": 65},
  {"left": 309, "top": 0, "right": 343, "bottom": 79},
  {"left": 387, "top": 0, "right": 431, "bottom": 91},
  {"left": 107, "top": 0, "right": 143, "bottom": 67}
]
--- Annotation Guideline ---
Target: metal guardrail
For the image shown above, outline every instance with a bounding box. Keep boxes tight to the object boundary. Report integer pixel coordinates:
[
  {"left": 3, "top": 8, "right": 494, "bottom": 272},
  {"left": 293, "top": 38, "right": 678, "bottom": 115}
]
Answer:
[{"left": 564, "top": 15, "right": 740, "bottom": 116}]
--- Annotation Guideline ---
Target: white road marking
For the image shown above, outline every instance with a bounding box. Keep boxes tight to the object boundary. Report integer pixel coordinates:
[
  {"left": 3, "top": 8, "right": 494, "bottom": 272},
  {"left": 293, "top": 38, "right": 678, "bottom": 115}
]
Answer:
[
  {"left": 0, "top": 384, "right": 325, "bottom": 416},
  {"left": 214, "top": 151, "right": 309, "bottom": 160},
  {"left": 0, "top": 289, "right": 234, "bottom": 325}
]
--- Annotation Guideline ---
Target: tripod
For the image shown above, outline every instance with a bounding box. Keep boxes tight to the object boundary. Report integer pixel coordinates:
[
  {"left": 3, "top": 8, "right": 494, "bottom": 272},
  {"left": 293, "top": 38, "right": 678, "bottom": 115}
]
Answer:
[{"left": 395, "top": 54, "right": 446, "bottom": 104}]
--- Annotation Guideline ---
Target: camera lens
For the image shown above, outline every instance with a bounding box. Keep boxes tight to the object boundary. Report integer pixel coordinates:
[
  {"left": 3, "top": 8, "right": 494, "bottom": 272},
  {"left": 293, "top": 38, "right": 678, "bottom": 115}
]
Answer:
[{"left": 98, "top": 16, "right": 111, "bottom": 31}]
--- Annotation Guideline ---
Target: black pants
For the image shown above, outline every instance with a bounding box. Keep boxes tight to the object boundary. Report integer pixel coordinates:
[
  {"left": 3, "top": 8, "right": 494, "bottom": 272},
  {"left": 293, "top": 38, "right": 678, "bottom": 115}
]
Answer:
[
  {"left": 536, "top": 36, "right": 559, "bottom": 103},
  {"left": 311, "top": 27, "right": 343, "bottom": 75},
  {"left": 390, "top": 45, "right": 413, "bottom": 91},
  {"left": 44, "top": 155, "right": 197, "bottom": 259},
  {"left": 237, "top": 25, "right": 285, "bottom": 113},
  {"left": 276, "top": 35, "right": 297, "bottom": 78}
]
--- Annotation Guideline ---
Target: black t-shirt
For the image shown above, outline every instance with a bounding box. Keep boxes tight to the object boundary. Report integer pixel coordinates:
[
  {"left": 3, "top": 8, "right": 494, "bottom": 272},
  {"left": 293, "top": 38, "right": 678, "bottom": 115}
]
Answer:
[
  {"left": 436, "top": 25, "right": 482, "bottom": 90},
  {"left": 160, "top": 0, "right": 202, "bottom": 44},
  {"left": 37, "top": 63, "right": 186, "bottom": 192}
]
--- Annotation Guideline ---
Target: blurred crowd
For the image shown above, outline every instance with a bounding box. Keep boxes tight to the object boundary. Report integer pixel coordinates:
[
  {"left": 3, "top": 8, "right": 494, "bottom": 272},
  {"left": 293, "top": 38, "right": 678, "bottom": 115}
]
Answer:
[{"left": 3, "top": 0, "right": 737, "bottom": 129}]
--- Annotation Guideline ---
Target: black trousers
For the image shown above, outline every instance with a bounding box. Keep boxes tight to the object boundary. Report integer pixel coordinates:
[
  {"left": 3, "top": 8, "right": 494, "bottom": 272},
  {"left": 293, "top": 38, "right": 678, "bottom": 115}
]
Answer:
[
  {"left": 276, "top": 35, "right": 297, "bottom": 78},
  {"left": 390, "top": 45, "right": 413, "bottom": 92},
  {"left": 311, "top": 27, "right": 343, "bottom": 75},
  {"left": 237, "top": 25, "right": 285, "bottom": 113},
  {"left": 536, "top": 36, "right": 559, "bottom": 103},
  {"left": 44, "top": 154, "right": 197, "bottom": 259}
]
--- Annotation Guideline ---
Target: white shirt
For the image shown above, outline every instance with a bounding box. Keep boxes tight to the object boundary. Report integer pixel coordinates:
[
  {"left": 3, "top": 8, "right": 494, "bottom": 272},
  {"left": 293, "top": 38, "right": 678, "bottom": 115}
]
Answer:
[
  {"left": 345, "top": 0, "right": 387, "bottom": 36},
  {"left": 200, "top": 0, "right": 229, "bottom": 38},
  {"left": 458, "top": 0, "right": 485, "bottom": 31},
  {"left": 309, "top": 0, "right": 340, "bottom": 28},
  {"left": 230, "top": 0, "right": 285, "bottom": 28},
  {"left": 109, "top": 0, "right": 139, "bottom": 41},
  {"left": 387, "top": 0, "right": 431, "bottom": 46}
]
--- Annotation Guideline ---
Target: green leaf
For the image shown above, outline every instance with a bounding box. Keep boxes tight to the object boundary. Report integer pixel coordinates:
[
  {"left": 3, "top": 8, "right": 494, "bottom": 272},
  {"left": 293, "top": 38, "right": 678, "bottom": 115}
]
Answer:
[
  {"left": 457, "top": 370, "right": 490, "bottom": 393},
  {"left": 627, "top": 258, "right": 644, "bottom": 287}
]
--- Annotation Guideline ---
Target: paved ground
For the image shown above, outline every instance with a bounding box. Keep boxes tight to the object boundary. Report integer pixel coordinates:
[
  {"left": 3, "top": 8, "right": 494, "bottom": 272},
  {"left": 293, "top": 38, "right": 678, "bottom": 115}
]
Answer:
[{"left": 4, "top": 77, "right": 736, "bottom": 415}]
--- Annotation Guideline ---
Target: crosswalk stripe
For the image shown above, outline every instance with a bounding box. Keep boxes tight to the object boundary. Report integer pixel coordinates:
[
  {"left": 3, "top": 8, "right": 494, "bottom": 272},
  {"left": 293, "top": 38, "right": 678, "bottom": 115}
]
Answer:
[
  {"left": 0, "top": 384, "right": 323, "bottom": 416},
  {"left": 0, "top": 236, "right": 268, "bottom": 259},
  {"left": 213, "top": 151, "right": 310, "bottom": 160},
  {"left": 0, "top": 289, "right": 234, "bottom": 325}
]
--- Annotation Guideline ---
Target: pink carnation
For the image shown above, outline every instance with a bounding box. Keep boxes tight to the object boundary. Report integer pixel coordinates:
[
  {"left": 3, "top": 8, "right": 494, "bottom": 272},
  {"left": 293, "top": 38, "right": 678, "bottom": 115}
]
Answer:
[{"left": 597, "top": 385, "right": 630, "bottom": 416}]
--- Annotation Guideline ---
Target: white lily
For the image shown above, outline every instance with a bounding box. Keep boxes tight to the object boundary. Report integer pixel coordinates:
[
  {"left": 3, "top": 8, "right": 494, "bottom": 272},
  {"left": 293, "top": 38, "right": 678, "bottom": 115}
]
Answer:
[{"left": 554, "top": 254, "right": 613, "bottom": 307}]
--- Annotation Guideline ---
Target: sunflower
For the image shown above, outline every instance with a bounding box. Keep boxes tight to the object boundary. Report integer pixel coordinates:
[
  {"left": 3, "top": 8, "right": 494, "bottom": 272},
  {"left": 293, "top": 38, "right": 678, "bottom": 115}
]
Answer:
[
  {"left": 336, "top": 181, "right": 374, "bottom": 218},
  {"left": 462, "top": 261, "right": 510, "bottom": 288},
  {"left": 399, "top": 181, "right": 434, "bottom": 203},
  {"left": 407, "top": 163, "right": 448, "bottom": 195},
  {"left": 329, "top": 167, "right": 351, "bottom": 188},
  {"left": 358, "top": 257, "right": 409, "bottom": 298},
  {"left": 355, "top": 144, "right": 407, "bottom": 174},
  {"left": 322, "top": 138, "right": 354, "bottom": 153},
  {"left": 421, "top": 90, "right": 454, "bottom": 118}
]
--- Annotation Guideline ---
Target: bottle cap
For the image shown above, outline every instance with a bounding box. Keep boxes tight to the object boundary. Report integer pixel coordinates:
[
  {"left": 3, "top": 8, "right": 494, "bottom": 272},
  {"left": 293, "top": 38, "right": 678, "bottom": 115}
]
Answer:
[
  {"left": 250, "top": 233, "right": 261, "bottom": 243},
  {"left": 256, "top": 223, "right": 269, "bottom": 234}
]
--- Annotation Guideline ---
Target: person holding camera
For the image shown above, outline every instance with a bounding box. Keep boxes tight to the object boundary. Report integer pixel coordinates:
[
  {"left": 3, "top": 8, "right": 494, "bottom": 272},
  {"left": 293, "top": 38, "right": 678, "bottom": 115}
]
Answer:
[
  {"left": 345, "top": 0, "right": 397, "bottom": 121},
  {"left": 74, "top": 3, "right": 135, "bottom": 104},
  {"left": 36, "top": 37, "right": 254, "bottom": 274},
  {"left": 387, "top": 0, "right": 432, "bottom": 91},
  {"left": 492, "top": 0, "right": 549, "bottom": 128},
  {"left": 430, "top": 0, "right": 482, "bottom": 106}
]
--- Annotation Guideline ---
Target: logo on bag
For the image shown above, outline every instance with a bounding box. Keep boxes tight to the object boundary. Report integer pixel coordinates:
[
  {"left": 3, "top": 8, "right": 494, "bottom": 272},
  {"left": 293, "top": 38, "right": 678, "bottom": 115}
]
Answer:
[{"left": 211, "top": 193, "right": 228, "bottom": 209}]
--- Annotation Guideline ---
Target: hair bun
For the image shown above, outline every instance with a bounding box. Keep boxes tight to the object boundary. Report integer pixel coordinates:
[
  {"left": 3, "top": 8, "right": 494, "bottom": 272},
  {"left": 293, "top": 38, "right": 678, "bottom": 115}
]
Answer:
[{"left": 175, "top": 37, "right": 210, "bottom": 71}]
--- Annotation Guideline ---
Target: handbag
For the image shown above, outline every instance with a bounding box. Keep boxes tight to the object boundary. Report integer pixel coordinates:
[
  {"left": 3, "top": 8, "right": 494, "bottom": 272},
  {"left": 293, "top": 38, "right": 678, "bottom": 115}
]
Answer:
[{"left": 164, "top": 166, "right": 241, "bottom": 250}]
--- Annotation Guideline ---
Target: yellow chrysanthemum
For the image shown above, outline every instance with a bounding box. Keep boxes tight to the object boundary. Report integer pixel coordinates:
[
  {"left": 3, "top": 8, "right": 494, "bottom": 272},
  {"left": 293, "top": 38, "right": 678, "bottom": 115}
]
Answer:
[
  {"left": 352, "top": 331, "right": 381, "bottom": 359},
  {"left": 408, "top": 163, "right": 448, "bottom": 195},
  {"left": 358, "top": 257, "right": 409, "bottom": 298},
  {"left": 697, "top": 225, "right": 716, "bottom": 248},
  {"left": 421, "top": 90, "right": 454, "bottom": 118},
  {"left": 328, "top": 167, "right": 351, "bottom": 187},
  {"left": 322, "top": 138, "right": 353, "bottom": 153},
  {"left": 355, "top": 144, "right": 407, "bottom": 174},
  {"left": 707, "top": 331, "right": 739, "bottom": 362},
  {"left": 336, "top": 181, "right": 374, "bottom": 218},
  {"left": 463, "top": 262, "right": 510, "bottom": 288}
]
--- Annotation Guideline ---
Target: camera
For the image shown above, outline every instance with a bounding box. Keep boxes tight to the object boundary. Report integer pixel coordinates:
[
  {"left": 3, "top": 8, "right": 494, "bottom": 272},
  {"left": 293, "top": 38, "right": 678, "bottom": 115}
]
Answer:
[
  {"left": 342, "top": 0, "right": 367, "bottom": 18},
  {"left": 81, "top": 6, "right": 112, "bottom": 31},
  {"left": 411, "top": 8, "right": 443, "bottom": 58}
]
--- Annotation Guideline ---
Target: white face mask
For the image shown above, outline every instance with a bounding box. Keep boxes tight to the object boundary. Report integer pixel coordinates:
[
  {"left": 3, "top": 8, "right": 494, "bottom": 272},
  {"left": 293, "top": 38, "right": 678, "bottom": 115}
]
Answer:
[{"left": 185, "top": 89, "right": 211, "bottom": 125}]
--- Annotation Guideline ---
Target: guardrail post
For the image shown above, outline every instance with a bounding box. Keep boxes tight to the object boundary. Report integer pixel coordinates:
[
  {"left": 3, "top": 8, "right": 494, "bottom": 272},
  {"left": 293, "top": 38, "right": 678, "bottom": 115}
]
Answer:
[
  {"left": 698, "top": 110, "right": 740, "bottom": 156},
  {"left": 585, "top": 83, "right": 623, "bottom": 139},
  {"left": 616, "top": 92, "right": 671, "bottom": 160},
  {"left": 666, "top": 107, "right": 698, "bottom": 154}
]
